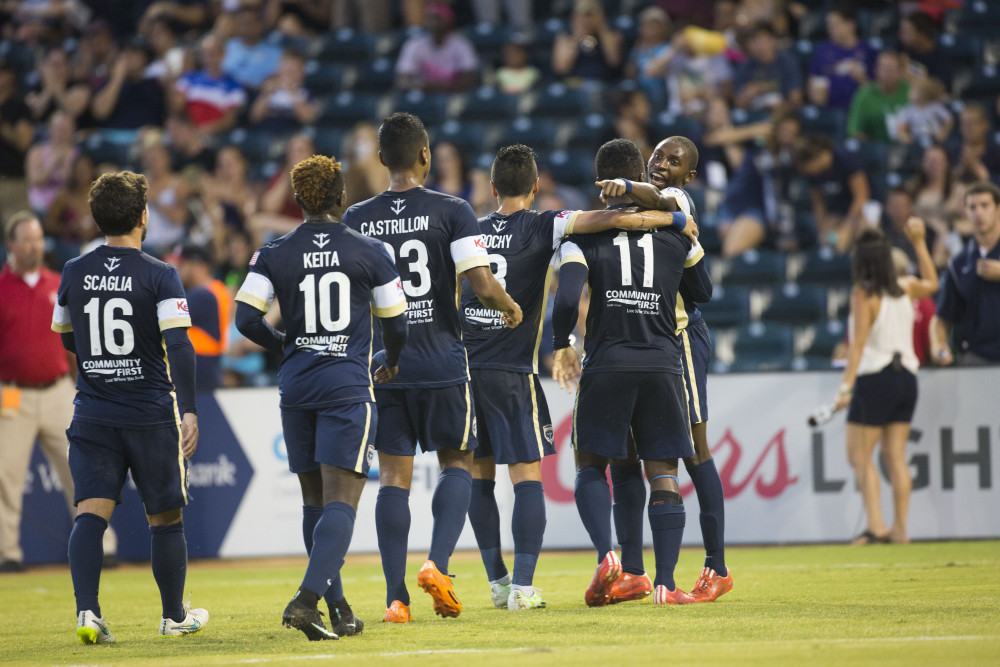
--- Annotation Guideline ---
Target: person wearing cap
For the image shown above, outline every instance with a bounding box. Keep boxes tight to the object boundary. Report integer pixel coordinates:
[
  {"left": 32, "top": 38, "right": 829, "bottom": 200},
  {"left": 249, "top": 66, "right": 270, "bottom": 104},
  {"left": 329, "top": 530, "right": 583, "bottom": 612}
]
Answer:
[
  {"left": 91, "top": 36, "right": 166, "bottom": 137},
  {"left": 175, "top": 244, "right": 231, "bottom": 392},
  {"left": 396, "top": 2, "right": 479, "bottom": 93}
]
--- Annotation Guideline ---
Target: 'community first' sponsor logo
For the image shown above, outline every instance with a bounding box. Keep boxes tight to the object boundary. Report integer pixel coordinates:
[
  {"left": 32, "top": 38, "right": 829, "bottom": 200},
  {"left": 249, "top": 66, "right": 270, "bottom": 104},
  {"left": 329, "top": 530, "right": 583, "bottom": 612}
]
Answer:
[{"left": 606, "top": 289, "right": 660, "bottom": 314}]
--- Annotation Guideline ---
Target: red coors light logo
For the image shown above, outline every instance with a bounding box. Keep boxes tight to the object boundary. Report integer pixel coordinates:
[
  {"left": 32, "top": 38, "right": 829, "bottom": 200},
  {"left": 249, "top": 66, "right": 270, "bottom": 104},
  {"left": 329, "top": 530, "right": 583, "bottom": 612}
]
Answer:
[{"left": 541, "top": 418, "right": 799, "bottom": 502}]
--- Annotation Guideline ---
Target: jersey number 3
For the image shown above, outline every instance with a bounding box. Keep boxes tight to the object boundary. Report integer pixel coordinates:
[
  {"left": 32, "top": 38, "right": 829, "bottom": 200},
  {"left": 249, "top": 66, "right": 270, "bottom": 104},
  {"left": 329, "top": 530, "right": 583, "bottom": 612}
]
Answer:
[{"left": 612, "top": 232, "right": 654, "bottom": 288}]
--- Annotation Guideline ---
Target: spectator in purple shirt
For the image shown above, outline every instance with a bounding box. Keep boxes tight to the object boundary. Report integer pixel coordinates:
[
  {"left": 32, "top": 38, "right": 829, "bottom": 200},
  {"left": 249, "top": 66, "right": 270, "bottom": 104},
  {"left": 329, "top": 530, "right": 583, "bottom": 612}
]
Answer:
[
  {"left": 396, "top": 2, "right": 478, "bottom": 93},
  {"left": 808, "top": 5, "right": 875, "bottom": 111}
]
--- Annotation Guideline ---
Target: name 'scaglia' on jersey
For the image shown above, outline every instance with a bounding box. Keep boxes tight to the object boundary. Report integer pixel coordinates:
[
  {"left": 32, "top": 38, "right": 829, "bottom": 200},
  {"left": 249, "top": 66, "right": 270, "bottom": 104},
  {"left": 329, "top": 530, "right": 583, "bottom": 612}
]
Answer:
[
  {"left": 236, "top": 221, "right": 405, "bottom": 409},
  {"left": 51, "top": 246, "right": 192, "bottom": 428},
  {"left": 461, "top": 209, "right": 579, "bottom": 374},
  {"left": 343, "top": 187, "right": 489, "bottom": 389}
]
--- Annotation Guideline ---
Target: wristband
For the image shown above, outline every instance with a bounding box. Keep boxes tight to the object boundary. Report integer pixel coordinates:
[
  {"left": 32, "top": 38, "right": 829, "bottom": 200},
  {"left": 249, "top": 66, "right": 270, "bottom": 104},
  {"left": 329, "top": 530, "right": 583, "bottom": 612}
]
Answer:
[
  {"left": 838, "top": 382, "right": 853, "bottom": 395},
  {"left": 671, "top": 211, "right": 687, "bottom": 229},
  {"left": 616, "top": 178, "right": 632, "bottom": 193}
]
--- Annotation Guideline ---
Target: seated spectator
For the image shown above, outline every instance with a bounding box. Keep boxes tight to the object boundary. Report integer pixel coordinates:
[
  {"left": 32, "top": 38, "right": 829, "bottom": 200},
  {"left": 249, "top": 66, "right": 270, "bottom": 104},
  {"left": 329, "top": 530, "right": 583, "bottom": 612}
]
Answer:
[
  {"left": 847, "top": 50, "right": 909, "bottom": 143},
  {"left": 141, "top": 140, "right": 190, "bottom": 255},
  {"left": 733, "top": 21, "right": 802, "bottom": 112},
  {"left": 897, "top": 77, "right": 952, "bottom": 146},
  {"left": 950, "top": 103, "right": 1000, "bottom": 185},
  {"left": 251, "top": 131, "right": 312, "bottom": 244},
  {"left": 91, "top": 37, "right": 166, "bottom": 138},
  {"left": 701, "top": 96, "right": 768, "bottom": 201},
  {"left": 793, "top": 135, "right": 870, "bottom": 252},
  {"left": 174, "top": 34, "right": 246, "bottom": 135},
  {"left": 145, "top": 17, "right": 188, "bottom": 81},
  {"left": 26, "top": 111, "right": 78, "bottom": 216},
  {"left": 222, "top": 5, "right": 283, "bottom": 91},
  {"left": 602, "top": 88, "right": 655, "bottom": 160},
  {"left": 343, "top": 121, "right": 389, "bottom": 206},
  {"left": 428, "top": 142, "right": 473, "bottom": 202},
  {"left": 882, "top": 187, "right": 945, "bottom": 270},
  {"left": 165, "top": 113, "right": 217, "bottom": 176},
  {"left": 626, "top": 7, "right": 671, "bottom": 101},
  {"left": 808, "top": 5, "right": 875, "bottom": 111},
  {"left": 495, "top": 33, "right": 541, "bottom": 95},
  {"left": 648, "top": 26, "right": 733, "bottom": 117},
  {"left": 552, "top": 0, "right": 624, "bottom": 83},
  {"left": 201, "top": 145, "right": 258, "bottom": 243},
  {"left": 44, "top": 153, "right": 101, "bottom": 265},
  {"left": 248, "top": 50, "right": 317, "bottom": 133},
  {"left": 931, "top": 182, "right": 1000, "bottom": 366},
  {"left": 898, "top": 11, "right": 950, "bottom": 91},
  {"left": 25, "top": 47, "right": 92, "bottom": 125},
  {"left": 0, "top": 62, "right": 33, "bottom": 225},
  {"left": 908, "top": 144, "right": 967, "bottom": 251},
  {"left": 396, "top": 3, "right": 478, "bottom": 93}
]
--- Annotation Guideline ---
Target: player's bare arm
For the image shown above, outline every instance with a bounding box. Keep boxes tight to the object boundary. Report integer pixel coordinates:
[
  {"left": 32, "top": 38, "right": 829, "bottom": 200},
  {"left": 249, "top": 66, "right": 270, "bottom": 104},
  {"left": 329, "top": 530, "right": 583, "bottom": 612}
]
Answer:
[
  {"left": 571, "top": 208, "right": 698, "bottom": 238},
  {"left": 464, "top": 265, "right": 523, "bottom": 328},
  {"left": 899, "top": 217, "right": 939, "bottom": 300},
  {"left": 595, "top": 179, "right": 681, "bottom": 211}
]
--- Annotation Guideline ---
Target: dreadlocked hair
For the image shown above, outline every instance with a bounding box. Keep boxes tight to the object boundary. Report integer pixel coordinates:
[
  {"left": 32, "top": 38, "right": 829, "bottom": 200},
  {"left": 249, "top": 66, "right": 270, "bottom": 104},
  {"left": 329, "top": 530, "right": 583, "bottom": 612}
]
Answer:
[{"left": 291, "top": 154, "right": 344, "bottom": 215}]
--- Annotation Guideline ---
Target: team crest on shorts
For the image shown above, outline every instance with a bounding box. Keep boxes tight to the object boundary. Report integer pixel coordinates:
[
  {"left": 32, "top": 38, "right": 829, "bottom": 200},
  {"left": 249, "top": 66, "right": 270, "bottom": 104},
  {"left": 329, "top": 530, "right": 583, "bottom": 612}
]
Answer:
[
  {"left": 472, "top": 417, "right": 478, "bottom": 438},
  {"left": 366, "top": 444, "right": 375, "bottom": 465},
  {"left": 543, "top": 424, "right": 554, "bottom": 443}
]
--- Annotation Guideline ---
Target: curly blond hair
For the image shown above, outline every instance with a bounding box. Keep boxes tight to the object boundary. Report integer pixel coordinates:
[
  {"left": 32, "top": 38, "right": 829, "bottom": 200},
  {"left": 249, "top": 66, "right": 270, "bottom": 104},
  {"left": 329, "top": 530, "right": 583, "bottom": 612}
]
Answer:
[{"left": 291, "top": 154, "right": 344, "bottom": 215}]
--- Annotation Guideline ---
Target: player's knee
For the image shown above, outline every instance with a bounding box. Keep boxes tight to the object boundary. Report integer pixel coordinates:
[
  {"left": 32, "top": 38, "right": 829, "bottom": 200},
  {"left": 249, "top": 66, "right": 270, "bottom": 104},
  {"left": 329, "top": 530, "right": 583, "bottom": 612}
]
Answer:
[
  {"left": 437, "top": 448, "right": 472, "bottom": 471},
  {"left": 147, "top": 508, "right": 182, "bottom": 526},
  {"left": 508, "top": 460, "right": 542, "bottom": 484}
]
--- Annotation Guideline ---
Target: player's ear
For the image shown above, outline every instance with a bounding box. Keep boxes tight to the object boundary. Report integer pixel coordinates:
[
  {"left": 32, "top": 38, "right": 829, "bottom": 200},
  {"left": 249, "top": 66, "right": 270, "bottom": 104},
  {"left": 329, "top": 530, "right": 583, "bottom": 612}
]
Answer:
[
  {"left": 293, "top": 193, "right": 305, "bottom": 209},
  {"left": 377, "top": 150, "right": 386, "bottom": 167},
  {"left": 420, "top": 144, "right": 430, "bottom": 166},
  {"left": 532, "top": 178, "right": 540, "bottom": 195},
  {"left": 336, "top": 189, "right": 346, "bottom": 208},
  {"left": 685, "top": 169, "right": 697, "bottom": 185},
  {"left": 490, "top": 181, "right": 499, "bottom": 199}
]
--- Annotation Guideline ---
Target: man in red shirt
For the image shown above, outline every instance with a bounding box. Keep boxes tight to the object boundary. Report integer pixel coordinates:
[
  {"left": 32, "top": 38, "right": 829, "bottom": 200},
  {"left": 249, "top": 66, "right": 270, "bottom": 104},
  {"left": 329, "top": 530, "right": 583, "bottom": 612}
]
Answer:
[{"left": 0, "top": 212, "right": 116, "bottom": 572}]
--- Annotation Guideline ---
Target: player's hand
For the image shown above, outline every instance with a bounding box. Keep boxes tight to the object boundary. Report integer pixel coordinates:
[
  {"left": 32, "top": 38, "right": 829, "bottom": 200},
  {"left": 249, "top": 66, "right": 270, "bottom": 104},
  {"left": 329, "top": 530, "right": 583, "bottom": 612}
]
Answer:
[
  {"left": 682, "top": 214, "right": 699, "bottom": 241},
  {"left": 904, "top": 216, "right": 926, "bottom": 244},
  {"left": 833, "top": 392, "right": 851, "bottom": 413},
  {"left": 502, "top": 302, "right": 523, "bottom": 329},
  {"left": 552, "top": 347, "right": 581, "bottom": 393},
  {"left": 931, "top": 342, "right": 954, "bottom": 366},
  {"left": 180, "top": 412, "right": 199, "bottom": 459},
  {"left": 976, "top": 258, "right": 1000, "bottom": 281},
  {"left": 595, "top": 179, "right": 629, "bottom": 202},
  {"left": 374, "top": 365, "right": 399, "bottom": 383}
]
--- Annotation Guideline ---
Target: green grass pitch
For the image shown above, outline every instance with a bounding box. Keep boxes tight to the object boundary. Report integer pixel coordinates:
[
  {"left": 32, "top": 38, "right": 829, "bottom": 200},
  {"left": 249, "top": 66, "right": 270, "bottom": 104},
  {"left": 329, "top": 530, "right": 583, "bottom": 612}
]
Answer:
[{"left": 2, "top": 542, "right": 998, "bottom": 665}]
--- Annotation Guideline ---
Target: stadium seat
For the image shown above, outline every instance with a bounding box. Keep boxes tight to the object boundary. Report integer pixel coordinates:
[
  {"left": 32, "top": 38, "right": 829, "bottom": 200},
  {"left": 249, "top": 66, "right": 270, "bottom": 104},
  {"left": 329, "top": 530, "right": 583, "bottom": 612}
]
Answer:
[
  {"left": 697, "top": 223, "right": 722, "bottom": 254},
  {"left": 317, "top": 92, "right": 379, "bottom": 128},
  {"left": 939, "top": 35, "right": 984, "bottom": 77},
  {"left": 316, "top": 28, "right": 376, "bottom": 64},
  {"left": 544, "top": 150, "right": 593, "bottom": 188},
  {"left": 530, "top": 82, "right": 591, "bottom": 119},
  {"left": 797, "top": 247, "right": 852, "bottom": 285},
  {"left": 310, "top": 127, "right": 345, "bottom": 156},
  {"left": 731, "top": 322, "right": 795, "bottom": 372},
  {"left": 228, "top": 128, "right": 281, "bottom": 162},
  {"left": 565, "top": 113, "right": 613, "bottom": 153},
  {"left": 431, "top": 120, "right": 491, "bottom": 157},
  {"left": 697, "top": 285, "right": 750, "bottom": 329},
  {"left": 387, "top": 90, "right": 450, "bottom": 126},
  {"left": 653, "top": 112, "right": 703, "bottom": 144},
  {"left": 303, "top": 61, "right": 344, "bottom": 95},
  {"left": 730, "top": 108, "right": 770, "bottom": 126},
  {"left": 801, "top": 106, "right": 846, "bottom": 143},
  {"left": 806, "top": 318, "right": 847, "bottom": 359},
  {"left": 352, "top": 57, "right": 397, "bottom": 95},
  {"left": 463, "top": 22, "right": 513, "bottom": 64},
  {"left": 721, "top": 250, "right": 787, "bottom": 287},
  {"left": 960, "top": 66, "right": 1000, "bottom": 104},
  {"left": 459, "top": 87, "right": 520, "bottom": 123},
  {"left": 762, "top": 283, "right": 828, "bottom": 325},
  {"left": 494, "top": 117, "right": 559, "bottom": 152},
  {"left": 843, "top": 138, "right": 888, "bottom": 201}
]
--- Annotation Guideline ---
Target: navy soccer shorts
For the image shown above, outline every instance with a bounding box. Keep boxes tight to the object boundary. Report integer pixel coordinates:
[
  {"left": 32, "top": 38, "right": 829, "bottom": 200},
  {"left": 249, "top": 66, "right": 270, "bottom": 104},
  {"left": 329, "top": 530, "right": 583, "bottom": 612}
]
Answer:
[
  {"left": 281, "top": 401, "right": 377, "bottom": 475},
  {"left": 679, "top": 317, "right": 711, "bottom": 424},
  {"left": 373, "top": 383, "right": 478, "bottom": 456},
  {"left": 573, "top": 371, "right": 693, "bottom": 461},
  {"left": 471, "top": 369, "right": 555, "bottom": 465},
  {"left": 847, "top": 367, "right": 918, "bottom": 426},
  {"left": 67, "top": 420, "right": 188, "bottom": 516}
]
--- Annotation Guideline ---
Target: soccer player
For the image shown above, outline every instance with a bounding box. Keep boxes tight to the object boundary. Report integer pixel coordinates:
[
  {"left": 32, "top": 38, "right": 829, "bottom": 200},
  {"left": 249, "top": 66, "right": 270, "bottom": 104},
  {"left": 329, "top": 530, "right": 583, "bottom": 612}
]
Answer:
[
  {"left": 595, "top": 136, "right": 733, "bottom": 602},
  {"left": 234, "top": 155, "right": 409, "bottom": 640},
  {"left": 461, "top": 144, "right": 697, "bottom": 611},
  {"left": 342, "top": 112, "right": 522, "bottom": 622},
  {"left": 552, "top": 139, "right": 696, "bottom": 606},
  {"left": 51, "top": 171, "right": 208, "bottom": 643}
]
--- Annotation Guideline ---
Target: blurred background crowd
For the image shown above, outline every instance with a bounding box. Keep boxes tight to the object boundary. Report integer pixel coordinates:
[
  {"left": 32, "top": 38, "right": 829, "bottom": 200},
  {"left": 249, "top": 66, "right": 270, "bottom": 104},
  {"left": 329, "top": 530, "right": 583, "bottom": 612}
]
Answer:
[{"left": 1, "top": 0, "right": 998, "bottom": 384}]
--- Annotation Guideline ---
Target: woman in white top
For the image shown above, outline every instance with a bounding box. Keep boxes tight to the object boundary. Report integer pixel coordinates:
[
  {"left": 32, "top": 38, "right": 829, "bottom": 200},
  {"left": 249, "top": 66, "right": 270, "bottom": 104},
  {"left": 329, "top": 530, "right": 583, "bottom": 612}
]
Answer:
[{"left": 834, "top": 220, "right": 938, "bottom": 544}]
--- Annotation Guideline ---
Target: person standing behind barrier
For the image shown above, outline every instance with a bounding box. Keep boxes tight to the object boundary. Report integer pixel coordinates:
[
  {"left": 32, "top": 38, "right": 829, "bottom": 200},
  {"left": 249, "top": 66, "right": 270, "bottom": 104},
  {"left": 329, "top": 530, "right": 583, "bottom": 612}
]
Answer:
[
  {"left": 834, "top": 220, "right": 938, "bottom": 545},
  {"left": 0, "top": 212, "right": 117, "bottom": 573}
]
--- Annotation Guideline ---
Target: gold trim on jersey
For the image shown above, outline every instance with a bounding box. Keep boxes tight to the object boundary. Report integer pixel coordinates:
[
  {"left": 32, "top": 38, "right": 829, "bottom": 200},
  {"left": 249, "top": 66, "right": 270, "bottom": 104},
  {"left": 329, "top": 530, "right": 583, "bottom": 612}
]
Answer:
[
  {"left": 367, "top": 312, "right": 375, "bottom": 401},
  {"left": 455, "top": 255, "right": 491, "bottom": 275},
  {"left": 161, "top": 339, "right": 188, "bottom": 505},
  {"left": 684, "top": 244, "right": 705, "bottom": 268},
  {"left": 373, "top": 300, "right": 406, "bottom": 318},
  {"left": 675, "top": 292, "right": 689, "bottom": 333},
  {"left": 235, "top": 291, "right": 269, "bottom": 313},
  {"left": 559, "top": 253, "right": 588, "bottom": 267},
  {"left": 531, "top": 265, "right": 555, "bottom": 375},
  {"left": 158, "top": 317, "right": 192, "bottom": 332},
  {"left": 571, "top": 383, "right": 581, "bottom": 450},
  {"left": 354, "top": 402, "right": 373, "bottom": 473},
  {"left": 681, "top": 329, "right": 701, "bottom": 423},
  {"left": 460, "top": 381, "right": 472, "bottom": 450},
  {"left": 528, "top": 374, "right": 545, "bottom": 459}
]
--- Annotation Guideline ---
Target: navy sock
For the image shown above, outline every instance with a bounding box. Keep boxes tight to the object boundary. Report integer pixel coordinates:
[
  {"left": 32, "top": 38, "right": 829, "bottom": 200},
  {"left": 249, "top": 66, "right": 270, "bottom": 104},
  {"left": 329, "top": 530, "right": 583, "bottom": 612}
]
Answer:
[
  {"left": 511, "top": 481, "right": 546, "bottom": 587},
  {"left": 428, "top": 467, "right": 473, "bottom": 575},
  {"left": 376, "top": 486, "right": 411, "bottom": 607},
  {"left": 150, "top": 522, "right": 187, "bottom": 623},
  {"left": 610, "top": 464, "right": 647, "bottom": 576},
  {"left": 687, "top": 459, "right": 727, "bottom": 577},
  {"left": 301, "top": 502, "right": 356, "bottom": 598},
  {"left": 68, "top": 513, "right": 107, "bottom": 617},
  {"left": 648, "top": 492, "right": 685, "bottom": 591},
  {"left": 468, "top": 479, "right": 508, "bottom": 581},
  {"left": 303, "top": 505, "right": 345, "bottom": 605},
  {"left": 574, "top": 466, "right": 613, "bottom": 561}
]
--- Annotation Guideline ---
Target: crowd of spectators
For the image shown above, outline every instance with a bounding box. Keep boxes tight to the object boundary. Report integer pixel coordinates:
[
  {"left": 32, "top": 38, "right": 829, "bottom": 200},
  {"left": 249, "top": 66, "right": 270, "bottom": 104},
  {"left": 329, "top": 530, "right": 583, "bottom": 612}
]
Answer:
[{"left": 2, "top": 0, "right": 999, "bottom": 378}]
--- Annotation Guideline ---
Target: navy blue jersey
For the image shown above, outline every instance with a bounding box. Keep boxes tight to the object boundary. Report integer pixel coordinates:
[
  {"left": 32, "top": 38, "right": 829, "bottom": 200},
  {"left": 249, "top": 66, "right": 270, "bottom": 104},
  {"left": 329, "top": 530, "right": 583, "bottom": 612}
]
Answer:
[
  {"left": 51, "top": 245, "right": 192, "bottom": 429},
  {"left": 564, "top": 227, "right": 691, "bottom": 374},
  {"left": 236, "top": 222, "right": 406, "bottom": 409},
  {"left": 661, "top": 186, "right": 712, "bottom": 328},
  {"left": 343, "top": 187, "right": 489, "bottom": 388},
  {"left": 461, "top": 209, "right": 577, "bottom": 373}
]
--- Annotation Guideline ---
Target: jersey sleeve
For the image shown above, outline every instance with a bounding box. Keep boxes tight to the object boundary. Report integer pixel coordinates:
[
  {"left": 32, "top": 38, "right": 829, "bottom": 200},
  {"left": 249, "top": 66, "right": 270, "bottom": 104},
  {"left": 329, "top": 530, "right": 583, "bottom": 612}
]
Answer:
[
  {"left": 449, "top": 199, "right": 490, "bottom": 274},
  {"left": 370, "top": 243, "right": 407, "bottom": 318},
  {"left": 235, "top": 248, "right": 276, "bottom": 313},
  {"left": 558, "top": 239, "right": 587, "bottom": 268},
  {"left": 685, "top": 240, "right": 705, "bottom": 268},
  {"left": 51, "top": 270, "right": 72, "bottom": 333},
  {"left": 157, "top": 267, "right": 192, "bottom": 331},
  {"left": 551, "top": 210, "right": 582, "bottom": 248},
  {"left": 662, "top": 187, "right": 691, "bottom": 215}
]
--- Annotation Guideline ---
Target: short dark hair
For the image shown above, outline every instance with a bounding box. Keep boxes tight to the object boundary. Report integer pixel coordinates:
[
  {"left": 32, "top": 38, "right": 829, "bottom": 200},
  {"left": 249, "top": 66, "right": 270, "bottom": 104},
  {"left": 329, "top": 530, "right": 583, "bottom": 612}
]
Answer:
[
  {"left": 179, "top": 242, "right": 214, "bottom": 265},
  {"left": 965, "top": 181, "right": 1000, "bottom": 205},
  {"left": 491, "top": 144, "right": 538, "bottom": 198},
  {"left": 792, "top": 136, "right": 834, "bottom": 168},
  {"left": 595, "top": 139, "right": 646, "bottom": 182},
  {"left": 291, "top": 154, "right": 345, "bottom": 215},
  {"left": 903, "top": 11, "right": 937, "bottom": 38},
  {"left": 665, "top": 135, "right": 699, "bottom": 170},
  {"left": 378, "top": 112, "right": 428, "bottom": 171},
  {"left": 89, "top": 171, "right": 148, "bottom": 236},
  {"left": 830, "top": 2, "right": 857, "bottom": 22},
  {"left": 4, "top": 211, "right": 38, "bottom": 242},
  {"left": 853, "top": 228, "right": 903, "bottom": 297}
]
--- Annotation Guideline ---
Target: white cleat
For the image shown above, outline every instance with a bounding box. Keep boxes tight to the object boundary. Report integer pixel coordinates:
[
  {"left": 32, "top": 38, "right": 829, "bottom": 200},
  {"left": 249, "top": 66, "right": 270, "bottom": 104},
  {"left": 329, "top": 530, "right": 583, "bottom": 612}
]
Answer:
[
  {"left": 77, "top": 610, "right": 115, "bottom": 644},
  {"left": 159, "top": 604, "right": 209, "bottom": 636},
  {"left": 508, "top": 587, "right": 547, "bottom": 610},
  {"left": 490, "top": 580, "right": 512, "bottom": 609}
]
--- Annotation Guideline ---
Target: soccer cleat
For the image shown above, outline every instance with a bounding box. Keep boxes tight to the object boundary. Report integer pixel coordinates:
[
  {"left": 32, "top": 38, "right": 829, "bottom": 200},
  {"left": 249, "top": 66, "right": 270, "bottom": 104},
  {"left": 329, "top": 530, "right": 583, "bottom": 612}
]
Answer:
[
  {"left": 608, "top": 572, "right": 653, "bottom": 604},
  {"left": 417, "top": 560, "right": 462, "bottom": 618},
  {"left": 159, "top": 604, "right": 209, "bottom": 636},
  {"left": 508, "top": 587, "right": 546, "bottom": 610},
  {"left": 282, "top": 597, "right": 338, "bottom": 641},
  {"left": 328, "top": 599, "right": 364, "bottom": 637},
  {"left": 584, "top": 551, "right": 622, "bottom": 607},
  {"left": 490, "top": 581, "right": 511, "bottom": 609},
  {"left": 76, "top": 610, "right": 115, "bottom": 644},
  {"left": 689, "top": 567, "right": 734, "bottom": 603},
  {"left": 382, "top": 600, "right": 412, "bottom": 623},
  {"left": 653, "top": 584, "right": 696, "bottom": 605}
]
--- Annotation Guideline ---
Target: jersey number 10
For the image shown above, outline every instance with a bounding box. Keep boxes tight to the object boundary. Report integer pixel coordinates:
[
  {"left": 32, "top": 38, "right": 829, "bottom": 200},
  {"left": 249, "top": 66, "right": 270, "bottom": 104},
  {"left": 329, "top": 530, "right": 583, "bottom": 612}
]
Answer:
[
  {"left": 299, "top": 273, "right": 350, "bottom": 333},
  {"left": 612, "top": 232, "right": 654, "bottom": 288}
]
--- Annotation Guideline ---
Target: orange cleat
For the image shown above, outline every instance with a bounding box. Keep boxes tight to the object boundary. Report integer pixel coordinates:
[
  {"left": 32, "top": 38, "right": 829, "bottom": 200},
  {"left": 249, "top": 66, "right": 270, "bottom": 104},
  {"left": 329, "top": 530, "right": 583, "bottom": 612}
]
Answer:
[
  {"left": 417, "top": 560, "right": 462, "bottom": 618},
  {"left": 653, "top": 584, "right": 696, "bottom": 605},
  {"left": 584, "top": 551, "right": 623, "bottom": 607},
  {"left": 689, "top": 567, "right": 734, "bottom": 602},
  {"left": 608, "top": 572, "right": 653, "bottom": 604},
  {"left": 382, "top": 600, "right": 412, "bottom": 623}
]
